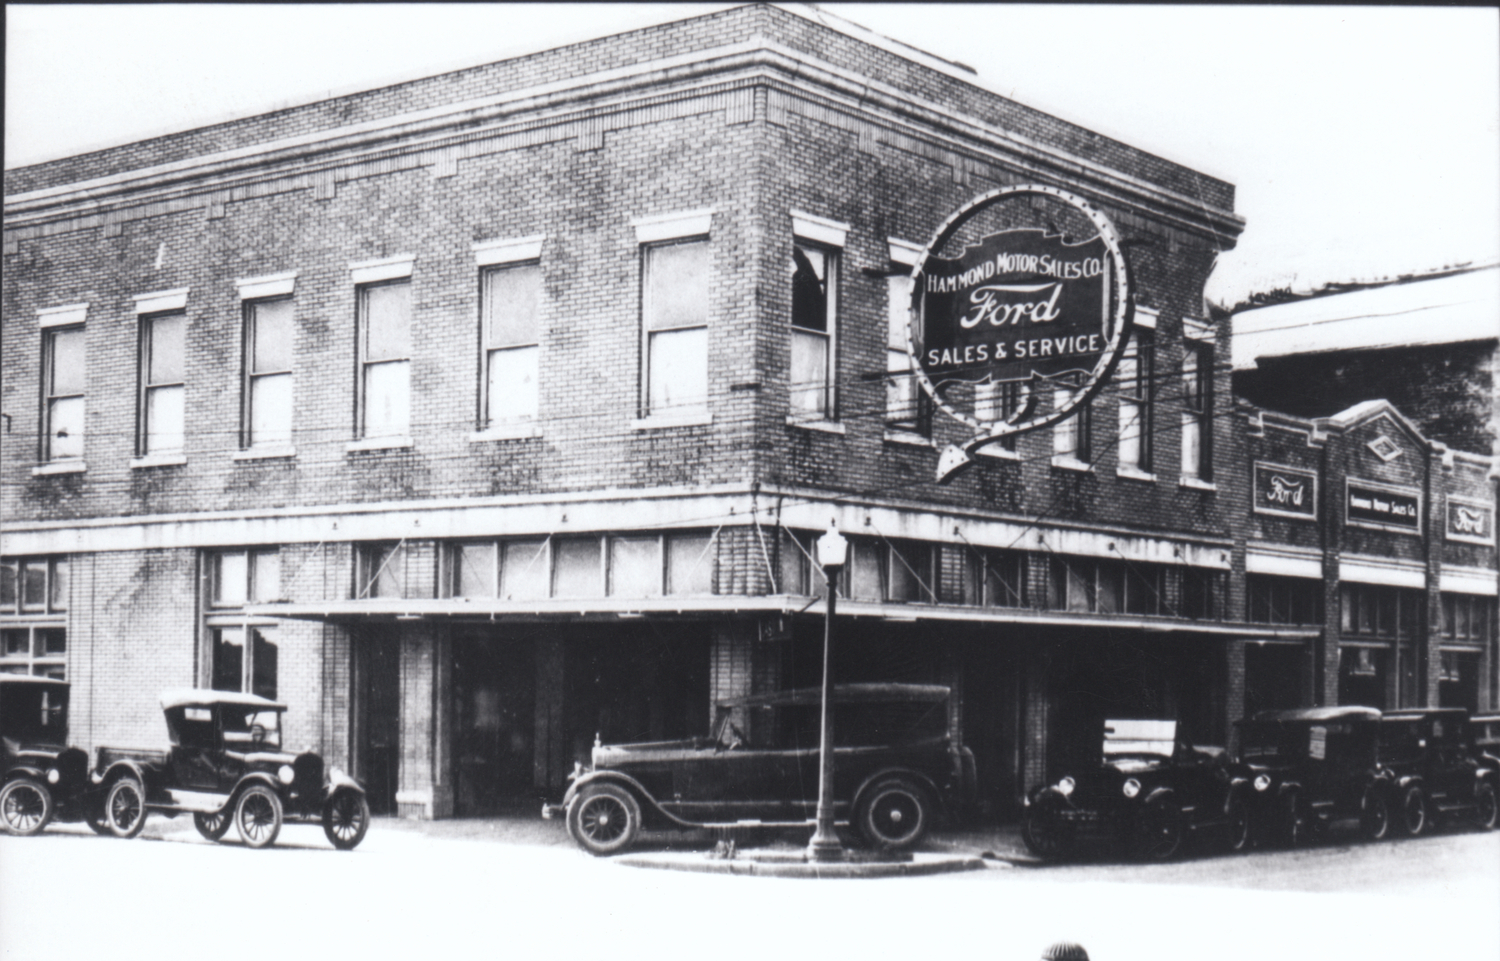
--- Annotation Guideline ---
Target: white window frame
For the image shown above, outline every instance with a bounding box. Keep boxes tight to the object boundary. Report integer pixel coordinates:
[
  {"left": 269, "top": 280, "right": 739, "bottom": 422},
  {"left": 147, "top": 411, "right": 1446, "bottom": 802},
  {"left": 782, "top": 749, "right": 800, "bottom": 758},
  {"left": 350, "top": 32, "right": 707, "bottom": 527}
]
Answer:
[
  {"left": 204, "top": 548, "right": 281, "bottom": 697},
  {"left": 136, "top": 309, "right": 187, "bottom": 460},
  {"left": 630, "top": 211, "right": 714, "bottom": 429},
  {"left": 42, "top": 320, "right": 86, "bottom": 464}
]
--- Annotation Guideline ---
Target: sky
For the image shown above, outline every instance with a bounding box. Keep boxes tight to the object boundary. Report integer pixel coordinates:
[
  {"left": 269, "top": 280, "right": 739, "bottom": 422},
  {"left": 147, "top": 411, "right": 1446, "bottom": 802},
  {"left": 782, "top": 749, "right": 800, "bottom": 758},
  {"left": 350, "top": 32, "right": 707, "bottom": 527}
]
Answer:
[{"left": 5, "top": 3, "right": 1499, "bottom": 309}]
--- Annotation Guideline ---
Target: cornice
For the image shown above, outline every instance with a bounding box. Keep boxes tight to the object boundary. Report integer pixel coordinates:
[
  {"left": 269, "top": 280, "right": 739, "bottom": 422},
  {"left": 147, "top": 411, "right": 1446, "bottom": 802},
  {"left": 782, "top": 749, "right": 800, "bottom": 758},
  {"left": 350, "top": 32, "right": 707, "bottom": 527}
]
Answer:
[{"left": 5, "top": 39, "right": 1241, "bottom": 247}]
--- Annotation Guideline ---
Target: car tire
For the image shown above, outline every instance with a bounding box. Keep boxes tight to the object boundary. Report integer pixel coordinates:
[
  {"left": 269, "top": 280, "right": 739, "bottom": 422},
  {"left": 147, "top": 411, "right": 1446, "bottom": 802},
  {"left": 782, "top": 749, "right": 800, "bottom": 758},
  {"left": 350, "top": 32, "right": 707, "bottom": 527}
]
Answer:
[
  {"left": 1225, "top": 796, "right": 1251, "bottom": 853},
  {"left": 856, "top": 777, "right": 931, "bottom": 851},
  {"left": 193, "top": 809, "right": 232, "bottom": 842},
  {"left": 1281, "top": 792, "right": 1312, "bottom": 848},
  {"left": 1400, "top": 786, "right": 1427, "bottom": 837},
  {"left": 104, "top": 777, "right": 147, "bottom": 839},
  {"left": 1134, "top": 795, "right": 1185, "bottom": 861},
  {"left": 0, "top": 777, "right": 55, "bottom": 836},
  {"left": 1474, "top": 783, "right": 1498, "bottom": 831},
  {"left": 1360, "top": 789, "right": 1391, "bottom": 841},
  {"left": 235, "top": 784, "right": 283, "bottom": 849},
  {"left": 567, "top": 783, "right": 641, "bottom": 856},
  {"left": 1022, "top": 792, "right": 1077, "bottom": 860},
  {"left": 322, "top": 790, "right": 371, "bottom": 851}
]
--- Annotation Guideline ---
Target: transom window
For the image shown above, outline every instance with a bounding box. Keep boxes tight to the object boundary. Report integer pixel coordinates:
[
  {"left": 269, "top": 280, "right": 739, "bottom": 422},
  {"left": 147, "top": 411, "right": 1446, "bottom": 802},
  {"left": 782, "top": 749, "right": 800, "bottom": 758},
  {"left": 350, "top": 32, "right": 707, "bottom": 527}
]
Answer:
[
  {"left": 1049, "top": 557, "right": 1162, "bottom": 615},
  {"left": 1340, "top": 583, "right": 1423, "bottom": 639},
  {"left": 962, "top": 549, "right": 1028, "bottom": 608},
  {"left": 444, "top": 533, "right": 716, "bottom": 600},
  {"left": 1248, "top": 575, "right": 1323, "bottom": 625},
  {"left": 1440, "top": 593, "right": 1495, "bottom": 645},
  {"left": 775, "top": 531, "right": 934, "bottom": 603}
]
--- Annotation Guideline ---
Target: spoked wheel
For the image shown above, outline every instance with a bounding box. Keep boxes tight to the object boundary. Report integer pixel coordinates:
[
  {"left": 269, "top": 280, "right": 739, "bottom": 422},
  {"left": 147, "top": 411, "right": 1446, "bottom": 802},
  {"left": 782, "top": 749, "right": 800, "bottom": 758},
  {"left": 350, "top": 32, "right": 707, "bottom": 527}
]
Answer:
[
  {"left": 1135, "top": 796, "right": 1185, "bottom": 861},
  {"left": 856, "top": 778, "right": 931, "bottom": 851},
  {"left": 1225, "top": 796, "right": 1251, "bottom": 853},
  {"left": 1022, "top": 792, "right": 1077, "bottom": 860},
  {"left": 567, "top": 783, "right": 641, "bottom": 856},
  {"left": 194, "top": 809, "right": 232, "bottom": 842},
  {"left": 1474, "top": 783, "right": 1498, "bottom": 831},
  {"left": 104, "top": 778, "right": 147, "bottom": 839},
  {"left": 0, "top": 778, "right": 55, "bottom": 836},
  {"left": 322, "top": 791, "right": 371, "bottom": 850},
  {"left": 1400, "top": 786, "right": 1428, "bottom": 837},
  {"left": 235, "top": 785, "right": 283, "bottom": 849},
  {"left": 1360, "top": 790, "right": 1391, "bottom": 841}
]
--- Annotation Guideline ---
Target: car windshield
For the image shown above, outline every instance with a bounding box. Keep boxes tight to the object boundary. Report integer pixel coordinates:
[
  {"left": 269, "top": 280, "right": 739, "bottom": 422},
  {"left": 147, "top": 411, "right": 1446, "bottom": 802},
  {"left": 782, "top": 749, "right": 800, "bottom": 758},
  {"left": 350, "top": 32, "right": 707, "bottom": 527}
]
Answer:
[
  {"left": 1101, "top": 719, "right": 1177, "bottom": 759},
  {"left": 1239, "top": 723, "right": 1304, "bottom": 759},
  {"left": 222, "top": 707, "right": 282, "bottom": 750},
  {"left": 0, "top": 685, "right": 68, "bottom": 745}
]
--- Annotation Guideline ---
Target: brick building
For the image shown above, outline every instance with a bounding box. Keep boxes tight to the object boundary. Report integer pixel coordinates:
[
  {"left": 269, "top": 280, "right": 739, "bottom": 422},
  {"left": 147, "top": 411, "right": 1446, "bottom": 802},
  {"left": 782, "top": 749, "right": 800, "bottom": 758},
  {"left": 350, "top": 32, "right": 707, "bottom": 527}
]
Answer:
[{"left": 4, "top": 4, "right": 1495, "bottom": 820}]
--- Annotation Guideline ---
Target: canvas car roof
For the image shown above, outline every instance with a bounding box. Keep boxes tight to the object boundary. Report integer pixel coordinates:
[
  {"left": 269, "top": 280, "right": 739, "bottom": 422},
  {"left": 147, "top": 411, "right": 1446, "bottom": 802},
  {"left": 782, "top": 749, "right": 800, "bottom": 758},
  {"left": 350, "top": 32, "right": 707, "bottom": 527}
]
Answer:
[
  {"left": 1241, "top": 706, "right": 1381, "bottom": 724},
  {"left": 715, "top": 682, "right": 950, "bottom": 709},
  {"left": 1381, "top": 708, "right": 1470, "bottom": 722},
  {"left": 160, "top": 688, "right": 288, "bottom": 711}
]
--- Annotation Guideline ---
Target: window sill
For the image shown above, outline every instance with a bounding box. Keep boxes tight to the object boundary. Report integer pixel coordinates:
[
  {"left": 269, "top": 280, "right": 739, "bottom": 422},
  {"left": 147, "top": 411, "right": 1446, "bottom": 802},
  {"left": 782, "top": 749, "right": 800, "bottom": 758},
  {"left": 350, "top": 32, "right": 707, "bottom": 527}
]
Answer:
[
  {"left": 975, "top": 443, "right": 1020, "bottom": 460},
  {"left": 470, "top": 423, "right": 541, "bottom": 442},
  {"left": 631, "top": 411, "right": 712, "bottom": 430},
  {"left": 346, "top": 436, "right": 414, "bottom": 453},
  {"left": 130, "top": 453, "right": 187, "bottom": 469},
  {"left": 232, "top": 447, "right": 296, "bottom": 462},
  {"left": 32, "top": 461, "right": 86, "bottom": 476},
  {"left": 1050, "top": 456, "right": 1093, "bottom": 473},
  {"left": 787, "top": 416, "right": 845, "bottom": 435},
  {"left": 1179, "top": 475, "right": 1218, "bottom": 491},
  {"left": 1116, "top": 466, "right": 1158, "bottom": 483},
  {"left": 883, "top": 429, "right": 933, "bottom": 448}
]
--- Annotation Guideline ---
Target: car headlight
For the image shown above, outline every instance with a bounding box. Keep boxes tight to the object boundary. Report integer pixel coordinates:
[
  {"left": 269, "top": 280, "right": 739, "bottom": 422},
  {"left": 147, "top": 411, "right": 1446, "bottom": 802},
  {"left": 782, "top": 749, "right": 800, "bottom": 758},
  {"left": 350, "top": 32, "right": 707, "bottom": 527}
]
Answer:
[
  {"left": 1254, "top": 774, "right": 1271, "bottom": 792},
  {"left": 1122, "top": 778, "right": 1141, "bottom": 799},
  {"left": 47, "top": 768, "right": 61, "bottom": 785},
  {"left": 1056, "top": 777, "right": 1075, "bottom": 797},
  {"left": 278, "top": 765, "right": 296, "bottom": 785}
]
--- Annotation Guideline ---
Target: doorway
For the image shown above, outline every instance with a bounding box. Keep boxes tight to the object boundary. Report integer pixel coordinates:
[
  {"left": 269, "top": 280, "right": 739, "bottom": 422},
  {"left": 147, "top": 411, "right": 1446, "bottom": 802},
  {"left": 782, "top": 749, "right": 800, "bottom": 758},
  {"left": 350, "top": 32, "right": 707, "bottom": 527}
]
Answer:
[
  {"left": 353, "top": 629, "right": 400, "bottom": 815},
  {"left": 452, "top": 630, "right": 537, "bottom": 815}
]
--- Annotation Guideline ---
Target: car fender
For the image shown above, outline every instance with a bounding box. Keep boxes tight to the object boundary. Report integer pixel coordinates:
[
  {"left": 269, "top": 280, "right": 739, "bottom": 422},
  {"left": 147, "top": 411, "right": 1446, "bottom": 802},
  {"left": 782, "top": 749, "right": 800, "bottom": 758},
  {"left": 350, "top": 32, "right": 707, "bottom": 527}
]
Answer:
[
  {"left": 4, "top": 764, "right": 51, "bottom": 784},
  {"left": 1142, "top": 786, "right": 1177, "bottom": 808},
  {"left": 324, "top": 769, "right": 365, "bottom": 800},
  {"left": 851, "top": 768, "right": 945, "bottom": 818},
  {"left": 1396, "top": 774, "right": 1424, "bottom": 791},
  {"left": 563, "top": 770, "right": 693, "bottom": 828},
  {"left": 1275, "top": 780, "right": 1302, "bottom": 800},
  {"left": 1224, "top": 777, "right": 1251, "bottom": 814},
  {"left": 94, "top": 759, "right": 153, "bottom": 793},
  {"left": 228, "top": 771, "right": 285, "bottom": 805}
]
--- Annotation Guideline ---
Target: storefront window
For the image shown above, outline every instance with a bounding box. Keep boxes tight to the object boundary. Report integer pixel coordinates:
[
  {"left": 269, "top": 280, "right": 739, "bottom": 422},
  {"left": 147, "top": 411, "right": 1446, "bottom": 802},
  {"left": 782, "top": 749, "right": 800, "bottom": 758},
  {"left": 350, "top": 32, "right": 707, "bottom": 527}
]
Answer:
[{"left": 1339, "top": 584, "right": 1423, "bottom": 638}]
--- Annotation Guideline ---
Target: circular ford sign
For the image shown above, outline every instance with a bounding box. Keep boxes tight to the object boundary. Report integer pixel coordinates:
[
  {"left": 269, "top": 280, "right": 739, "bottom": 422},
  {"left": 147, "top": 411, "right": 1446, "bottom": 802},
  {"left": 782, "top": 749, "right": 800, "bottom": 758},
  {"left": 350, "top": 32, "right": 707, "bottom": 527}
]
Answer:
[{"left": 908, "top": 184, "right": 1133, "bottom": 446}]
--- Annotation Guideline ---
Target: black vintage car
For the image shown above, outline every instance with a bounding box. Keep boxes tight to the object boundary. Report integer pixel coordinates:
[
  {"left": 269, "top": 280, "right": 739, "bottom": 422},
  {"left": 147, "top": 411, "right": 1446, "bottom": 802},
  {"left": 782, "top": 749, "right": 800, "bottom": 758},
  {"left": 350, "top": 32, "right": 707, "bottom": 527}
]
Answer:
[
  {"left": 1236, "top": 706, "right": 1395, "bottom": 845},
  {"left": 543, "top": 683, "right": 977, "bottom": 856},
  {"left": 0, "top": 676, "right": 95, "bottom": 836},
  {"left": 1022, "top": 719, "right": 1250, "bottom": 862},
  {"left": 93, "top": 690, "right": 370, "bottom": 850},
  {"left": 1473, "top": 714, "right": 1500, "bottom": 771},
  {"left": 1377, "top": 708, "right": 1498, "bottom": 833}
]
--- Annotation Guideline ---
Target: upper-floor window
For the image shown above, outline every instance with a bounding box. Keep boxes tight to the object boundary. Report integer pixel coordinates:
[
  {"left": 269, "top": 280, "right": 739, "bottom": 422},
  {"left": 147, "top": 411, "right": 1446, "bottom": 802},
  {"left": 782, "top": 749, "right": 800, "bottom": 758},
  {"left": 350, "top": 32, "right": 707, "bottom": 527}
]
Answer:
[
  {"left": 1180, "top": 344, "right": 1212, "bottom": 480},
  {"left": 976, "top": 381, "right": 1026, "bottom": 453},
  {"left": 1050, "top": 557, "right": 1162, "bottom": 615},
  {"left": 1440, "top": 593, "right": 1495, "bottom": 645},
  {"left": 359, "top": 282, "right": 412, "bottom": 439},
  {"left": 962, "top": 549, "right": 1028, "bottom": 608},
  {"left": 1117, "top": 330, "right": 1154, "bottom": 473},
  {"left": 1, "top": 557, "right": 69, "bottom": 679},
  {"left": 1340, "top": 583, "right": 1423, "bottom": 639},
  {"left": 43, "top": 324, "right": 86, "bottom": 462},
  {"left": 642, "top": 240, "right": 710, "bottom": 418},
  {"left": 1052, "top": 385, "right": 1092, "bottom": 464},
  {"left": 1247, "top": 574, "right": 1323, "bottom": 624},
  {"left": 243, "top": 298, "right": 294, "bottom": 449},
  {"left": 205, "top": 549, "right": 280, "bottom": 699},
  {"left": 444, "top": 533, "right": 716, "bottom": 600},
  {"left": 790, "top": 241, "right": 838, "bottom": 420},
  {"left": 139, "top": 311, "right": 186, "bottom": 455},
  {"left": 884, "top": 268, "right": 928, "bottom": 435},
  {"left": 482, "top": 263, "right": 542, "bottom": 427}
]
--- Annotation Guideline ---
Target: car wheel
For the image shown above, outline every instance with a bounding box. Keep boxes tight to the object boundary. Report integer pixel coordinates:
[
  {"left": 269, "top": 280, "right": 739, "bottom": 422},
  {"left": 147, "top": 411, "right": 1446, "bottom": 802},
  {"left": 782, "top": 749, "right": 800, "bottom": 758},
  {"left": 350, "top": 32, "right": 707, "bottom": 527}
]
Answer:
[
  {"left": 1134, "top": 796, "right": 1186, "bottom": 861},
  {"left": 1281, "top": 792, "right": 1312, "bottom": 848},
  {"left": 322, "top": 790, "right": 371, "bottom": 850},
  {"left": 857, "top": 778, "right": 931, "bottom": 851},
  {"left": 1022, "top": 792, "right": 1076, "bottom": 860},
  {"left": 1225, "top": 796, "right": 1251, "bottom": 853},
  {"left": 235, "top": 784, "right": 283, "bottom": 849},
  {"left": 0, "top": 777, "right": 55, "bottom": 836},
  {"left": 193, "top": 809, "right": 232, "bottom": 842},
  {"left": 1400, "top": 786, "right": 1427, "bottom": 837},
  {"left": 1474, "top": 783, "right": 1498, "bottom": 831},
  {"left": 104, "top": 778, "right": 147, "bottom": 839},
  {"left": 1360, "top": 789, "right": 1391, "bottom": 841},
  {"left": 567, "top": 783, "right": 641, "bottom": 856}
]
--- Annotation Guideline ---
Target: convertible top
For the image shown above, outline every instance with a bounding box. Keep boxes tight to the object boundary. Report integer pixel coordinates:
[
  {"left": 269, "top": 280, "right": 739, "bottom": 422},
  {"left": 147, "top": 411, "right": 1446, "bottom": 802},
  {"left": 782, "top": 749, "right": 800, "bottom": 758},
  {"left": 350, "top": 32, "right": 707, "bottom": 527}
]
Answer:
[
  {"left": 715, "top": 683, "right": 950, "bottom": 710},
  {"left": 160, "top": 689, "right": 288, "bottom": 712},
  {"left": 1241, "top": 706, "right": 1381, "bottom": 724}
]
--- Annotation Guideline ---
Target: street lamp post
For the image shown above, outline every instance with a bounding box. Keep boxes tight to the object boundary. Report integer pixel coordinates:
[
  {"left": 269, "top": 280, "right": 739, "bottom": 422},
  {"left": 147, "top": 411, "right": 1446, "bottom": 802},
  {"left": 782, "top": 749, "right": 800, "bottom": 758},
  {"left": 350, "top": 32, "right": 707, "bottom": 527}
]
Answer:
[{"left": 808, "top": 521, "right": 848, "bottom": 862}]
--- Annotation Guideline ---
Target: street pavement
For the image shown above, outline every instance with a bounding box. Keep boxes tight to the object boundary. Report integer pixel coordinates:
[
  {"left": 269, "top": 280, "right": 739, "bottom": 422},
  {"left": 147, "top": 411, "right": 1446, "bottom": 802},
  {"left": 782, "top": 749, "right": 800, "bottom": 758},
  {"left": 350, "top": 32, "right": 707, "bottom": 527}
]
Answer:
[{"left": 2, "top": 812, "right": 1496, "bottom": 961}]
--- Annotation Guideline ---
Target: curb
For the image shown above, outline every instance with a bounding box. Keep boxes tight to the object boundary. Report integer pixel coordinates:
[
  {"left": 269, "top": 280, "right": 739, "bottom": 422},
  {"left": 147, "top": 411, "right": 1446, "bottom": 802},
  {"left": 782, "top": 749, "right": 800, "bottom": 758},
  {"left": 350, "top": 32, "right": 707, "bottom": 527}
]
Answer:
[{"left": 615, "top": 851, "right": 992, "bottom": 878}]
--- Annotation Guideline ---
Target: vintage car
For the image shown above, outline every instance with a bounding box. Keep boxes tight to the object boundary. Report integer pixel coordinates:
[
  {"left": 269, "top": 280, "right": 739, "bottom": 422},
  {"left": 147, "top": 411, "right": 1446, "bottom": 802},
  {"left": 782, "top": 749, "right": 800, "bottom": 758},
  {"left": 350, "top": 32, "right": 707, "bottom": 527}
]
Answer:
[
  {"left": 1022, "top": 719, "right": 1250, "bottom": 861},
  {"left": 1377, "top": 708, "right": 1498, "bottom": 833},
  {"left": 93, "top": 690, "right": 370, "bottom": 850},
  {"left": 543, "top": 683, "right": 977, "bottom": 856},
  {"left": 1235, "top": 706, "right": 1397, "bottom": 845},
  {"left": 1471, "top": 714, "right": 1500, "bottom": 770},
  {"left": 0, "top": 676, "right": 96, "bottom": 836}
]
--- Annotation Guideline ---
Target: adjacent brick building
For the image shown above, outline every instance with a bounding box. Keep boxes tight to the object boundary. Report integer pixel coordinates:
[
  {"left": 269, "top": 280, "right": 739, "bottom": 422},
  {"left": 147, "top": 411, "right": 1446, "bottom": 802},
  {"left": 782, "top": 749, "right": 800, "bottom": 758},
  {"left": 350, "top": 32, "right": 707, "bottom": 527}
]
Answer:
[{"left": 5, "top": 4, "right": 1495, "bottom": 821}]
